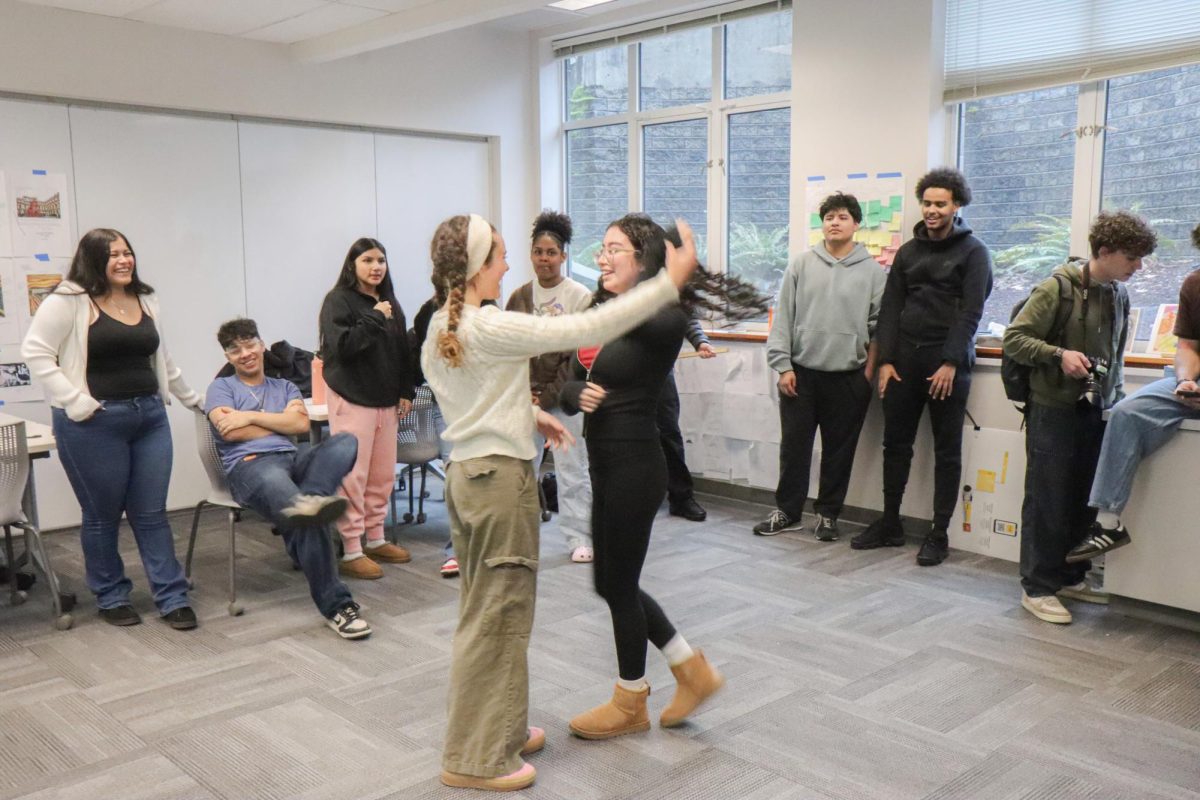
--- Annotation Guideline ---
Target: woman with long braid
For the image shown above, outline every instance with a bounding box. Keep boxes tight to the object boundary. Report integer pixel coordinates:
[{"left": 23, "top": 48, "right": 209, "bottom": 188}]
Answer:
[
  {"left": 421, "top": 213, "right": 700, "bottom": 792},
  {"left": 561, "top": 214, "right": 767, "bottom": 740}
]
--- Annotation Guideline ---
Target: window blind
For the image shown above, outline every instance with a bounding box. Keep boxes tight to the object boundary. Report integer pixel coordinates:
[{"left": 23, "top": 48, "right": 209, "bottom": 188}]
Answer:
[
  {"left": 552, "top": 0, "right": 789, "bottom": 57},
  {"left": 945, "top": 0, "right": 1200, "bottom": 102}
]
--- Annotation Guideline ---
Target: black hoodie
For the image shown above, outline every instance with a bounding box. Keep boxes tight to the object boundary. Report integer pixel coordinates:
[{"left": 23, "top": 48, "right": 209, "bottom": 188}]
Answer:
[
  {"left": 876, "top": 217, "right": 993, "bottom": 368},
  {"left": 318, "top": 286, "right": 415, "bottom": 408}
]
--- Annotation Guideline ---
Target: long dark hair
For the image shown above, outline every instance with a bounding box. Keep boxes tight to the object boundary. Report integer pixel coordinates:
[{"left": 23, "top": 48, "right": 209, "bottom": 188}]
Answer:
[
  {"left": 335, "top": 237, "right": 399, "bottom": 304},
  {"left": 65, "top": 228, "right": 154, "bottom": 297},
  {"left": 592, "top": 214, "right": 770, "bottom": 322}
]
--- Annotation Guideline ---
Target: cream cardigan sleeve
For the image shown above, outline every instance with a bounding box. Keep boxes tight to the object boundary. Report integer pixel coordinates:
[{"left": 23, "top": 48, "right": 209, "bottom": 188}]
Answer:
[
  {"left": 21, "top": 291, "right": 101, "bottom": 421},
  {"left": 473, "top": 271, "right": 678, "bottom": 360},
  {"left": 142, "top": 293, "right": 201, "bottom": 410}
]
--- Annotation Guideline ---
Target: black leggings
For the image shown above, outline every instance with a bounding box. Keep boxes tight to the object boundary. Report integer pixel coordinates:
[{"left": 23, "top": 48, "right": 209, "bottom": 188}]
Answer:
[{"left": 588, "top": 437, "right": 677, "bottom": 680}]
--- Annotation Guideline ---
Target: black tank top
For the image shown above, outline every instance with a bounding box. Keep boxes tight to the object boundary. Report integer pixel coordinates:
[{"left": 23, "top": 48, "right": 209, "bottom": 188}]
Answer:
[{"left": 86, "top": 309, "right": 159, "bottom": 400}]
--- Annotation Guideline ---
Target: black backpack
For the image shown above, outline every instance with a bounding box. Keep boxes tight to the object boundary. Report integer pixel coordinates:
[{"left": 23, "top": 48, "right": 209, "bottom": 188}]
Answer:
[{"left": 1000, "top": 273, "right": 1074, "bottom": 413}]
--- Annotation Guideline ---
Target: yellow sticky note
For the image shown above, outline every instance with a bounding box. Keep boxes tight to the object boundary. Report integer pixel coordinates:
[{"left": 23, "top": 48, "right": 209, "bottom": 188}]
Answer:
[
  {"left": 867, "top": 244, "right": 881, "bottom": 255},
  {"left": 854, "top": 230, "right": 869, "bottom": 243},
  {"left": 871, "top": 230, "right": 892, "bottom": 246},
  {"left": 888, "top": 212, "right": 902, "bottom": 232},
  {"left": 977, "top": 469, "right": 996, "bottom": 493},
  {"left": 808, "top": 230, "right": 823, "bottom": 246}
]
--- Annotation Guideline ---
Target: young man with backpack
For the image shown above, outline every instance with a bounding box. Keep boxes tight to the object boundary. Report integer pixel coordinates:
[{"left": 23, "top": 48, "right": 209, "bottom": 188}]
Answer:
[{"left": 1002, "top": 211, "right": 1156, "bottom": 624}]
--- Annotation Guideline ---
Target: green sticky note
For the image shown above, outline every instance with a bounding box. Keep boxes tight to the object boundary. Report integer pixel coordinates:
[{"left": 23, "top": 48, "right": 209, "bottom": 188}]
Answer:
[
  {"left": 866, "top": 211, "right": 880, "bottom": 228},
  {"left": 889, "top": 195, "right": 903, "bottom": 211},
  {"left": 867, "top": 199, "right": 882, "bottom": 213},
  {"left": 809, "top": 212, "right": 821, "bottom": 228}
]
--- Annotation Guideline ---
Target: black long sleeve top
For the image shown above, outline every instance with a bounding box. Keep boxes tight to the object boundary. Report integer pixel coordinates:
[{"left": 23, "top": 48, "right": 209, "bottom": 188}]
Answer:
[
  {"left": 560, "top": 302, "right": 689, "bottom": 440},
  {"left": 318, "top": 286, "right": 415, "bottom": 407},
  {"left": 876, "top": 218, "right": 993, "bottom": 369}
]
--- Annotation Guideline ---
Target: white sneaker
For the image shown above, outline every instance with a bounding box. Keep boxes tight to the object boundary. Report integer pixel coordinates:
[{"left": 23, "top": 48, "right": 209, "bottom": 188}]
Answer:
[
  {"left": 281, "top": 494, "right": 348, "bottom": 526},
  {"left": 1021, "top": 592, "right": 1072, "bottom": 624},
  {"left": 1057, "top": 579, "right": 1110, "bottom": 605},
  {"left": 327, "top": 602, "right": 371, "bottom": 639}
]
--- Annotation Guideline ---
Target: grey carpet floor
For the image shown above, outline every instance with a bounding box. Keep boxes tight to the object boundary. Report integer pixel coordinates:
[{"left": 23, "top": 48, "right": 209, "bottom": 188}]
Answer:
[{"left": 2, "top": 485, "right": 1199, "bottom": 800}]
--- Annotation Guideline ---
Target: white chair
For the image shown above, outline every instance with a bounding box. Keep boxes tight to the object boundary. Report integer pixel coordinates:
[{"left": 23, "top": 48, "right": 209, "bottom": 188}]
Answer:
[
  {"left": 392, "top": 385, "right": 444, "bottom": 525},
  {"left": 0, "top": 420, "right": 71, "bottom": 630},
  {"left": 184, "top": 413, "right": 244, "bottom": 616}
]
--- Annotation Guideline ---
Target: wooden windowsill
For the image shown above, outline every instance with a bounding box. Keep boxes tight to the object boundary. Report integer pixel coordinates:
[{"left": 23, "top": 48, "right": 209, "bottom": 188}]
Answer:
[{"left": 705, "top": 333, "right": 1174, "bottom": 368}]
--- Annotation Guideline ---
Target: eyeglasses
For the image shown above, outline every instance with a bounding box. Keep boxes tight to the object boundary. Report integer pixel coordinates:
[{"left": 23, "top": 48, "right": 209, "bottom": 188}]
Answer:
[
  {"left": 593, "top": 247, "right": 639, "bottom": 265},
  {"left": 223, "top": 339, "right": 261, "bottom": 356}
]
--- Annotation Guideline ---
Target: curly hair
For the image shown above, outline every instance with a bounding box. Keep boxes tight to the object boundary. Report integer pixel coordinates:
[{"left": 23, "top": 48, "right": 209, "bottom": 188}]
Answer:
[
  {"left": 216, "top": 318, "right": 260, "bottom": 350},
  {"left": 1191, "top": 222, "right": 1200, "bottom": 252},
  {"left": 818, "top": 193, "right": 863, "bottom": 224},
  {"left": 915, "top": 167, "right": 972, "bottom": 206},
  {"left": 591, "top": 213, "right": 770, "bottom": 322},
  {"left": 428, "top": 215, "right": 497, "bottom": 367},
  {"left": 532, "top": 209, "right": 572, "bottom": 248},
  {"left": 1088, "top": 210, "right": 1157, "bottom": 259}
]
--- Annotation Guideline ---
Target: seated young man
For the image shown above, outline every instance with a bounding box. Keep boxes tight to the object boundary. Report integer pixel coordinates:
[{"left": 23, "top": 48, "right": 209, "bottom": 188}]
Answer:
[{"left": 207, "top": 318, "right": 370, "bottom": 639}]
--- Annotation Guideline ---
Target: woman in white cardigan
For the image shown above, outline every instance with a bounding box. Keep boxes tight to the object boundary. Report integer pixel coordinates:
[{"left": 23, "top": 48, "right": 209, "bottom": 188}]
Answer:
[
  {"left": 22, "top": 228, "right": 203, "bottom": 630},
  {"left": 422, "top": 213, "right": 699, "bottom": 792}
]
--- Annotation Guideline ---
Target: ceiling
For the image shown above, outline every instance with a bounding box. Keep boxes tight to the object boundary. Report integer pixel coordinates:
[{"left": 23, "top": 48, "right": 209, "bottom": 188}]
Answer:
[{"left": 15, "top": 0, "right": 675, "bottom": 56}]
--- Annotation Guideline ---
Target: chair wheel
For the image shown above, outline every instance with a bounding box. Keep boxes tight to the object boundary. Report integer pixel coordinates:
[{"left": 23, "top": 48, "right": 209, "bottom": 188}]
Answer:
[
  {"left": 228, "top": 602, "right": 244, "bottom": 616},
  {"left": 403, "top": 512, "right": 414, "bottom": 523},
  {"left": 417, "top": 512, "right": 426, "bottom": 524},
  {"left": 55, "top": 613, "right": 73, "bottom": 631},
  {"left": 59, "top": 592, "right": 76, "bottom": 613},
  {"left": 11, "top": 590, "right": 27, "bottom": 606},
  {"left": 187, "top": 579, "right": 195, "bottom": 589},
  {"left": 541, "top": 510, "right": 552, "bottom": 522}
]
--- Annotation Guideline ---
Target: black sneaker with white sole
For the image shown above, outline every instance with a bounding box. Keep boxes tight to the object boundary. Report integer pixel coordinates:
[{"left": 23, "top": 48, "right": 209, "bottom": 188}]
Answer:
[
  {"left": 753, "top": 509, "right": 803, "bottom": 536},
  {"left": 328, "top": 601, "right": 372, "bottom": 640},
  {"left": 814, "top": 515, "right": 839, "bottom": 542},
  {"left": 1065, "top": 522, "right": 1131, "bottom": 563},
  {"left": 282, "top": 494, "right": 349, "bottom": 527}
]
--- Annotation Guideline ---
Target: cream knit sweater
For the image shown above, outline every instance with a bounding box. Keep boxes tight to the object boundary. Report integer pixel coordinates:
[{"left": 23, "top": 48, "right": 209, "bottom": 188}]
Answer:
[
  {"left": 21, "top": 281, "right": 201, "bottom": 421},
  {"left": 422, "top": 270, "right": 678, "bottom": 463}
]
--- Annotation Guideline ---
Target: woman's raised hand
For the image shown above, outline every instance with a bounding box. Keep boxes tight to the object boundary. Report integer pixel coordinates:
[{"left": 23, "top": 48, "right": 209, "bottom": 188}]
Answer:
[
  {"left": 664, "top": 219, "right": 701, "bottom": 290},
  {"left": 374, "top": 300, "right": 393, "bottom": 319}
]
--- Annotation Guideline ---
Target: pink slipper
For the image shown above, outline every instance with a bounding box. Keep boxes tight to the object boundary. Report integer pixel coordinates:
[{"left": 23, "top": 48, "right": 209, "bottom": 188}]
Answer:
[{"left": 571, "top": 546, "right": 594, "bottom": 563}]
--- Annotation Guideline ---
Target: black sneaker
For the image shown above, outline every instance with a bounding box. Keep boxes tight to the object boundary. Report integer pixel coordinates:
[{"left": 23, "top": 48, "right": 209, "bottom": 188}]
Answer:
[
  {"left": 1065, "top": 522, "right": 1131, "bottom": 564},
  {"left": 850, "top": 517, "right": 905, "bottom": 549},
  {"left": 162, "top": 606, "right": 198, "bottom": 630},
  {"left": 753, "top": 509, "right": 803, "bottom": 536},
  {"left": 669, "top": 497, "right": 707, "bottom": 522},
  {"left": 328, "top": 601, "right": 372, "bottom": 640},
  {"left": 814, "top": 515, "right": 840, "bottom": 542},
  {"left": 916, "top": 528, "right": 949, "bottom": 566},
  {"left": 99, "top": 604, "right": 142, "bottom": 626}
]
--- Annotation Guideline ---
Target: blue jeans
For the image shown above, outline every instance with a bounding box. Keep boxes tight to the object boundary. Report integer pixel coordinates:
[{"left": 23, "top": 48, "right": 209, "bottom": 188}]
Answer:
[
  {"left": 53, "top": 395, "right": 190, "bottom": 614},
  {"left": 1089, "top": 377, "right": 1200, "bottom": 514},
  {"left": 227, "top": 433, "right": 356, "bottom": 618},
  {"left": 1021, "top": 402, "right": 1104, "bottom": 597}
]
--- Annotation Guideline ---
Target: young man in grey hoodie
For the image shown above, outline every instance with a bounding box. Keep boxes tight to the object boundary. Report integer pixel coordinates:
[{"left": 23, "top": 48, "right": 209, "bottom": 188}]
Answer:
[{"left": 754, "top": 193, "right": 886, "bottom": 539}]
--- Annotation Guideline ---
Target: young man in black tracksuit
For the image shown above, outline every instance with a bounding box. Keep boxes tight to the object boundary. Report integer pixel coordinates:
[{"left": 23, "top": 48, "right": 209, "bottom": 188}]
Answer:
[
  {"left": 851, "top": 168, "right": 993, "bottom": 566},
  {"left": 658, "top": 318, "right": 715, "bottom": 522}
]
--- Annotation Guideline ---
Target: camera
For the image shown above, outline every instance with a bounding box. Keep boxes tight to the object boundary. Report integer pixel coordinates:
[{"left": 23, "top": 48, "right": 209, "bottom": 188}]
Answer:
[{"left": 1078, "top": 356, "right": 1110, "bottom": 407}]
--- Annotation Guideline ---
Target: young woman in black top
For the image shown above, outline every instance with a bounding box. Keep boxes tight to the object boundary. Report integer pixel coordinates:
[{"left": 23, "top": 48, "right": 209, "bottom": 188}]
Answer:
[
  {"left": 560, "top": 214, "right": 767, "bottom": 739},
  {"left": 318, "top": 238, "right": 416, "bottom": 579}
]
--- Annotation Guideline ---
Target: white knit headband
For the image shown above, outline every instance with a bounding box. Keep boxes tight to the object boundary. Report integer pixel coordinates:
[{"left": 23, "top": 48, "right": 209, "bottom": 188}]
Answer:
[{"left": 465, "top": 214, "right": 492, "bottom": 282}]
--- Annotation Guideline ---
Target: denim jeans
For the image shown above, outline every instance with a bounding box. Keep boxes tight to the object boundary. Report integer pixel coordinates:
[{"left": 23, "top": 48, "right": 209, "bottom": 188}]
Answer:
[
  {"left": 1021, "top": 402, "right": 1104, "bottom": 597},
  {"left": 52, "top": 395, "right": 191, "bottom": 614},
  {"left": 533, "top": 408, "right": 591, "bottom": 551},
  {"left": 1089, "top": 377, "right": 1200, "bottom": 514},
  {"left": 226, "top": 433, "right": 357, "bottom": 618}
]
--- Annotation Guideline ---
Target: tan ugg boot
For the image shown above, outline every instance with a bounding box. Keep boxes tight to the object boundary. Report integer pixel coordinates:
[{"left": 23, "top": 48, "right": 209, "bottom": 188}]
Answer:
[
  {"left": 660, "top": 650, "right": 724, "bottom": 728},
  {"left": 568, "top": 683, "right": 650, "bottom": 740}
]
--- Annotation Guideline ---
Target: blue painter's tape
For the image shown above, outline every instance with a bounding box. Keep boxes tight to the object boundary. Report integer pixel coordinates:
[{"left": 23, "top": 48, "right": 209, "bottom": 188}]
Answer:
[
  {"left": 847, "top": 173, "right": 868, "bottom": 179},
  {"left": 32, "top": 169, "right": 47, "bottom": 175},
  {"left": 806, "top": 175, "right": 825, "bottom": 182},
  {"left": 34, "top": 253, "right": 50, "bottom": 261},
  {"left": 876, "top": 171, "right": 903, "bottom": 178}
]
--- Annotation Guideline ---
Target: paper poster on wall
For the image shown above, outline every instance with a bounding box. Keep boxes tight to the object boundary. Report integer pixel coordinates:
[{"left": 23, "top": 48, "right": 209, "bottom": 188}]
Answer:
[
  {"left": 0, "top": 361, "right": 39, "bottom": 404},
  {"left": 15, "top": 257, "right": 67, "bottom": 338},
  {"left": 0, "top": 260, "right": 20, "bottom": 345},
  {"left": 9, "top": 170, "right": 71, "bottom": 257},
  {"left": 948, "top": 426, "right": 1026, "bottom": 563},
  {"left": 1148, "top": 303, "right": 1179, "bottom": 357},
  {"left": 0, "top": 172, "right": 12, "bottom": 257},
  {"left": 805, "top": 172, "right": 904, "bottom": 267}
]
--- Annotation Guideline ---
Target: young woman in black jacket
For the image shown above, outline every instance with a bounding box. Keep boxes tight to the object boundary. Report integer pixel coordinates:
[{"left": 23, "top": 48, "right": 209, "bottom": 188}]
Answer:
[{"left": 318, "top": 238, "right": 416, "bottom": 579}]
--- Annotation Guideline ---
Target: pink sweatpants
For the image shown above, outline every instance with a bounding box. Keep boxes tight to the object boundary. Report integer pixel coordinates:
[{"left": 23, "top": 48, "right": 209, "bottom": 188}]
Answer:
[{"left": 327, "top": 387, "right": 398, "bottom": 555}]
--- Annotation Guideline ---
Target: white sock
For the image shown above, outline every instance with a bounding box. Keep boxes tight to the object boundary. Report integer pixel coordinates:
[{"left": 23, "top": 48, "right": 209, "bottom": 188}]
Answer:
[
  {"left": 617, "top": 677, "right": 648, "bottom": 692},
  {"left": 1096, "top": 511, "right": 1121, "bottom": 529},
  {"left": 341, "top": 553, "right": 364, "bottom": 562},
  {"left": 365, "top": 539, "right": 387, "bottom": 550},
  {"left": 661, "top": 633, "right": 694, "bottom": 667}
]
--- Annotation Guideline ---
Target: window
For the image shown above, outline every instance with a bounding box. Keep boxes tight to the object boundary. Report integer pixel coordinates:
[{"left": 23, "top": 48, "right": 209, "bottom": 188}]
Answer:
[
  {"left": 566, "top": 124, "right": 628, "bottom": 288},
  {"left": 959, "top": 86, "right": 1077, "bottom": 332},
  {"left": 561, "top": 9, "right": 792, "bottom": 303},
  {"left": 959, "top": 62, "right": 1200, "bottom": 347}
]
